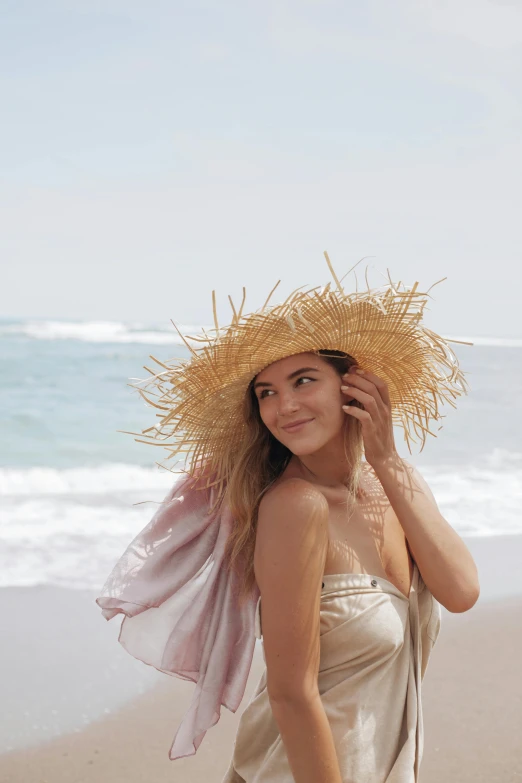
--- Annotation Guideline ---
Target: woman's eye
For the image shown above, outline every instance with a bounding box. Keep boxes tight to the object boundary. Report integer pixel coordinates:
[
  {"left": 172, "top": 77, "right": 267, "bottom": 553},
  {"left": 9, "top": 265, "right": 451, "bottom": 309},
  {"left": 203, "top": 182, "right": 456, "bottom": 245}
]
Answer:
[{"left": 259, "top": 377, "right": 314, "bottom": 399}]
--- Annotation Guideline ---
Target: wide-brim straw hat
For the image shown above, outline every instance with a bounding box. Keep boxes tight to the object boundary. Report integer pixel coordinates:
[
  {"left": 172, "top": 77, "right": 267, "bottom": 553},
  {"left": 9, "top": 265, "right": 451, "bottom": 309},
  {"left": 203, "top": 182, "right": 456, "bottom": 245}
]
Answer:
[{"left": 121, "top": 252, "right": 471, "bottom": 496}]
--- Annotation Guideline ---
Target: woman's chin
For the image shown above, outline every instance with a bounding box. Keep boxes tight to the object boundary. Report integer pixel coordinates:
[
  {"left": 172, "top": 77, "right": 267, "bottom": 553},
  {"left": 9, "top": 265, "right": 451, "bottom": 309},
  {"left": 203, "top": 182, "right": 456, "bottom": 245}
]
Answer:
[
  {"left": 285, "top": 439, "right": 324, "bottom": 457},
  {"left": 281, "top": 427, "right": 343, "bottom": 456}
]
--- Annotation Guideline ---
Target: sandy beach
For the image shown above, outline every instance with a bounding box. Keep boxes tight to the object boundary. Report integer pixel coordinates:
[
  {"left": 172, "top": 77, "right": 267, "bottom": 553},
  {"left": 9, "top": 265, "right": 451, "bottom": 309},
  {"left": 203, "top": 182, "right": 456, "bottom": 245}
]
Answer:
[{"left": 1, "top": 534, "right": 521, "bottom": 783}]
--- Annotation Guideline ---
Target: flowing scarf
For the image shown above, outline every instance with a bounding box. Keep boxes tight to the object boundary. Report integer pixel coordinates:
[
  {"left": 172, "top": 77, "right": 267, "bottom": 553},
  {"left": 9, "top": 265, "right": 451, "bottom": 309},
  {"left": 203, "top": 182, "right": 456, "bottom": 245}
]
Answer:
[{"left": 96, "top": 471, "right": 259, "bottom": 760}]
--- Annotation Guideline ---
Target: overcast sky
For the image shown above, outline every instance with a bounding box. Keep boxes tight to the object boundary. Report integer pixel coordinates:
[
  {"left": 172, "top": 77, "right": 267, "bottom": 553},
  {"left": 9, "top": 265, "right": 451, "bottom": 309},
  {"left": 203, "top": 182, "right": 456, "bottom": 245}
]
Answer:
[{"left": 2, "top": 0, "right": 521, "bottom": 337}]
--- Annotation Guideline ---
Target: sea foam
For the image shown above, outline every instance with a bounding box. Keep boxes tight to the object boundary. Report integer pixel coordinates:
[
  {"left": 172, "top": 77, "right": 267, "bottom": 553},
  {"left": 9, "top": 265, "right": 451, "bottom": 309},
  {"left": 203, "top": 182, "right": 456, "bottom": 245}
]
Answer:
[
  {"left": 2, "top": 319, "right": 521, "bottom": 347},
  {"left": 1, "top": 451, "right": 520, "bottom": 590}
]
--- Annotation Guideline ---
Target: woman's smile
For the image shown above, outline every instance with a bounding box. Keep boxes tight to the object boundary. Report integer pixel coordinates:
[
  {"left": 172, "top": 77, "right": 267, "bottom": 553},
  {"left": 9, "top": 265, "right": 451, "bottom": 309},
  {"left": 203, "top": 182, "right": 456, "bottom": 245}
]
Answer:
[{"left": 281, "top": 417, "right": 315, "bottom": 433}]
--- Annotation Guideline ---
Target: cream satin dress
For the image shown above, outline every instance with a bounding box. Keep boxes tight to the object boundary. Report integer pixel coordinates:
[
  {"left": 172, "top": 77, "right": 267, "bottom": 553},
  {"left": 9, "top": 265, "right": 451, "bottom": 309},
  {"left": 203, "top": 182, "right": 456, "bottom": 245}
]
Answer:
[{"left": 222, "top": 561, "right": 441, "bottom": 783}]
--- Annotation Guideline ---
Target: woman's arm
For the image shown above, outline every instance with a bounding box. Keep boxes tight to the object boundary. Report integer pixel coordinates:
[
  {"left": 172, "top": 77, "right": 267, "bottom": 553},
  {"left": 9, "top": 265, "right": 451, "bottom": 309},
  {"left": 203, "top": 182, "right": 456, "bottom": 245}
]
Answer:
[
  {"left": 341, "top": 365, "right": 480, "bottom": 613},
  {"left": 254, "top": 478, "right": 343, "bottom": 783},
  {"left": 373, "top": 454, "right": 480, "bottom": 613},
  {"left": 269, "top": 693, "right": 342, "bottom": 783}
]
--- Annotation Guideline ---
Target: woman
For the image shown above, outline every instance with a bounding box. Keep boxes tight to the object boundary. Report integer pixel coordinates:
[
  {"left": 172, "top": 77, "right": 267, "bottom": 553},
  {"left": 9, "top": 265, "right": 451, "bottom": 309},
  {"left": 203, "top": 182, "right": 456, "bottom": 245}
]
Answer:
[
  {"left": 97, "top": 253, "right": 480, "bottom": 782},
  {"left": 222, "top": 348, "right": 479, "bottom": 783}
]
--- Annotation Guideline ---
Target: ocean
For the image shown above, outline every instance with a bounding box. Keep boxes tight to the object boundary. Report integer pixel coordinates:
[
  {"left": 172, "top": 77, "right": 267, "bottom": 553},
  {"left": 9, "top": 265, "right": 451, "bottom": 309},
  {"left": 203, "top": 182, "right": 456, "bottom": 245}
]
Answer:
[{"left": 1, "top": 317, "right": 521, "bottom": 591}]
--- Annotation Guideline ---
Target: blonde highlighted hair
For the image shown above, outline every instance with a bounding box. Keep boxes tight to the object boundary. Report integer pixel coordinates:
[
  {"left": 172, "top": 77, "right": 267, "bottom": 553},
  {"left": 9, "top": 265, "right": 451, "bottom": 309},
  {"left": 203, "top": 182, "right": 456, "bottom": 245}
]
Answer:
[{"left": 222, "top": 349, "right": 365, "bottom": 607}]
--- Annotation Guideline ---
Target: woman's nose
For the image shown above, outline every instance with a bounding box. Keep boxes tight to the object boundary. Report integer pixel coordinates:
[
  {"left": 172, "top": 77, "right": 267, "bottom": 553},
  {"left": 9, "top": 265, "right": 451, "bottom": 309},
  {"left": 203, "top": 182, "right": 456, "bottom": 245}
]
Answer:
[{"left": 277, "top": 392, "right": 300, "bottom": 415}]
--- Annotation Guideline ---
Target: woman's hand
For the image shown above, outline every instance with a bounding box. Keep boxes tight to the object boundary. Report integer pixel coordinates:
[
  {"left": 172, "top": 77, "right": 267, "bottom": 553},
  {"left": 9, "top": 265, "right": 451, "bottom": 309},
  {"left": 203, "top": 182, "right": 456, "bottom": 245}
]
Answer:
[
  {"left": 341, "top": 365, "right": 398, "bottom": 468},
  {"left": 340, "top": 365, "right": 480, "bottom": 612}
]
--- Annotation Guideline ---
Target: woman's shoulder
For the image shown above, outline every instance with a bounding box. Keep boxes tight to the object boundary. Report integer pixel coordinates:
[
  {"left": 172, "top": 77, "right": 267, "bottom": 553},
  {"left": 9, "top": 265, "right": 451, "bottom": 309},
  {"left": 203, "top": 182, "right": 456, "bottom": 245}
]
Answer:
[
  {"left": 260, "top": 475, "right": 328, "bottom": 517},
  {"left": 259, "top": 474, "right": 324, "bottom": 509},
  {"left": 262, "top": 461, "right": 382, "bottom": 507}
]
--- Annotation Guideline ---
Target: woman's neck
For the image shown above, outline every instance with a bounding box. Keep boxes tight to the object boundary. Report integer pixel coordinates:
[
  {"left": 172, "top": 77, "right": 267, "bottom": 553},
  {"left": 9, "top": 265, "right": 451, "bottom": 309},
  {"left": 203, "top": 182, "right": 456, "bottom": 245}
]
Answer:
[{"left": 288, "top": 436, "right": 359, "bottom": 489}]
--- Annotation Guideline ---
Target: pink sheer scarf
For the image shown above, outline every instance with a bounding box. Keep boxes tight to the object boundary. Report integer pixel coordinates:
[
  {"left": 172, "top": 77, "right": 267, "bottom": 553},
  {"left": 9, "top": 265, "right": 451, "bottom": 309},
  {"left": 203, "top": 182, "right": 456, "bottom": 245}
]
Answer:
[{"left": 96, "top": 472, "right": 259, "bottom": 760}]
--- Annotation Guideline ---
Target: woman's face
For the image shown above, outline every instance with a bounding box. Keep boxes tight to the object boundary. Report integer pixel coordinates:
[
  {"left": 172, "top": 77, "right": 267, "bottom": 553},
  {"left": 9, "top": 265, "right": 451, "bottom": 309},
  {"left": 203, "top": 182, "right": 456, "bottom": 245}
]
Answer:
[{"left": 252, "top": 352, "right": 355, "bottom": 456}]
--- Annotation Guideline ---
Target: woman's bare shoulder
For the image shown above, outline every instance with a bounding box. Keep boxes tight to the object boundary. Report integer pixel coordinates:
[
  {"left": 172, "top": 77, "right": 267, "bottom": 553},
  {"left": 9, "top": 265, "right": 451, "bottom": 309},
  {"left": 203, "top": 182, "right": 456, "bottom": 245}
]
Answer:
[{"left": 260, "top": 475, "right": 328, "bottom": 515}]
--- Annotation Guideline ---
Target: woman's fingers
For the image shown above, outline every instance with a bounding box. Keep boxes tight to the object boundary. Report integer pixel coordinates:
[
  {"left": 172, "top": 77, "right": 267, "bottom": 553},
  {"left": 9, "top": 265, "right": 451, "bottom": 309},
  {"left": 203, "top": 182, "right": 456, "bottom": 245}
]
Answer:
[
  {"left": 342, "top": 367, "right": 397, "bottom": 467},
  {"left": 342, "top": 404, "right": 371, "bottom": 423},
  {"left": 341, "top": 385, "right": 381, "bottom": 417},
  {"left": 342, "top": 368, "right": 392, "bottom": 408}
]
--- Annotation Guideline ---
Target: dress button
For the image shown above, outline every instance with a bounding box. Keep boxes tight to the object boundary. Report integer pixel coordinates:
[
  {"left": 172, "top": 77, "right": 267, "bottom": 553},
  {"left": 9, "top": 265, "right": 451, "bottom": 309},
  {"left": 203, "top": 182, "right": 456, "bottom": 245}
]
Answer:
[
  {"left": 322, "top": 582, "right": 325, "bottom": 588},
  {"left": 371, "top": 579, "right": 378, "bottom": 587}
]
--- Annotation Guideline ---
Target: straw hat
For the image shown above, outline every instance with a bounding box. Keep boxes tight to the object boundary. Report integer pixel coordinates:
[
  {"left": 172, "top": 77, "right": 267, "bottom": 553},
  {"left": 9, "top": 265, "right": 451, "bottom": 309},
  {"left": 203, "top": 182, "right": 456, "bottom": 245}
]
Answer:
[{"left": 122, "top": 252, "right": 470, "bottom": 494}]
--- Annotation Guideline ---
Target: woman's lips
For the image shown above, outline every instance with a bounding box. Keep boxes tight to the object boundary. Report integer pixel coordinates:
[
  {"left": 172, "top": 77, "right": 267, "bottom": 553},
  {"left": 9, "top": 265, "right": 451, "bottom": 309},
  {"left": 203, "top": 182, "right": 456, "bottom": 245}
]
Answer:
[{"left": 281, "top": 418, "right": 314, "bottom": 433}]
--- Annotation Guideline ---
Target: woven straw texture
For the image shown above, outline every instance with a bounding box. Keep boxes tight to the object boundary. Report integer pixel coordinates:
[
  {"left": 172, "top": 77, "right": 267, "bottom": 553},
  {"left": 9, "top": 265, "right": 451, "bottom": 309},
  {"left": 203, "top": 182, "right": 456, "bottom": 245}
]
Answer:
[{"left": 121, "top": 253, "right": 470, "bottom": 490}]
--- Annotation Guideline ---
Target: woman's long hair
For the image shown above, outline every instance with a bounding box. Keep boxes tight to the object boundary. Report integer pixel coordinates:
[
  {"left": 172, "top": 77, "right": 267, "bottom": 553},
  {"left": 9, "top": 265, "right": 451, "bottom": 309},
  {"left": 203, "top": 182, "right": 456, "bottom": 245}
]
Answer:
[{"left": 222, "top": 349, "right": 365, "bottom": 607}]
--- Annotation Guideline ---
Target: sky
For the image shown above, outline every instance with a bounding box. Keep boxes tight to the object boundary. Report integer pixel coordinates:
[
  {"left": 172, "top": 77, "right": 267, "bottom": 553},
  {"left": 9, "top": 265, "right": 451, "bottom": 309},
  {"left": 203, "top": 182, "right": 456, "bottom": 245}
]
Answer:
[{"left": 1, "top": 0, "right": 521, "bottom": 337}]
